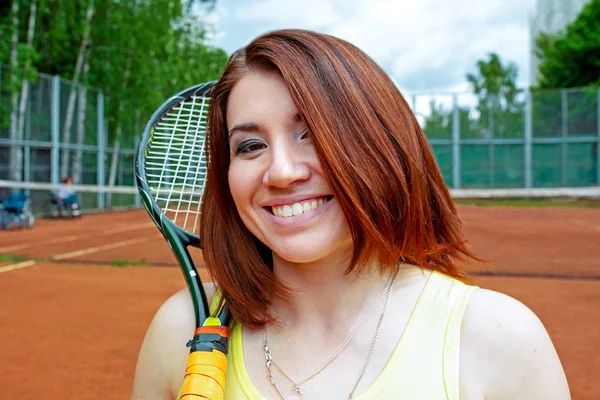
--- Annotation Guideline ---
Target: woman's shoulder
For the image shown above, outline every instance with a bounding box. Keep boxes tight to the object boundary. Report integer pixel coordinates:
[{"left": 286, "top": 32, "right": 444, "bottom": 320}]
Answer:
[
  {"left": 131, "top": 283, "right": 218, "bottom": 399},
  {"left": 459, "top": 288, "right": 570, "bottom": 399},
  {"left": 150, "top": 282, "right": 218, "bottom": 335},
  {"left": 160, "top": 282, "right": 218, "bottom": 318}
]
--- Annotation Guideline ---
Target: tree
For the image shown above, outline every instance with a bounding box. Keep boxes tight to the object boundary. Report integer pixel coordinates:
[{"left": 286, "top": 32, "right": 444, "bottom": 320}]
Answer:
[
  {"left": 421, "top": 53, "right": 523, "bottom": 142},
  {"left": 60, "top": 0, "right": 93, "bottom": 179},
  {"left": 533, "top": 0, "right": 599, "bottom": 139},
  {"left": 465, "top": 53, "right": 523, "bottom": 138},
  {"left": 422, "top": 100, "right": 451, "bottom": 139},
  {"left": 87, "top": 0, "right": 227, "bottom": 187},
  {"left": 0, "top": 0, "right": 227, "bottom": 182},
  {"left": 8, "top": 0, "right": 20, "bottom": 181},
  {"left": 535, "top": 0, "right": 600, "bottom": 88},
  {"left": 423, "top": 102, "right": 474, "bottom": 139},
  {"left": 466, "top": 53, "right": 521, "bottom": 112}
]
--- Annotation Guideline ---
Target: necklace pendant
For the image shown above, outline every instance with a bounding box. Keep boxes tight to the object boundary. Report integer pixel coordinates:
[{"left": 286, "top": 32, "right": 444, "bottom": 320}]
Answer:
[{"left": 294, "top": 384, "right": 302, "bottom": 395}]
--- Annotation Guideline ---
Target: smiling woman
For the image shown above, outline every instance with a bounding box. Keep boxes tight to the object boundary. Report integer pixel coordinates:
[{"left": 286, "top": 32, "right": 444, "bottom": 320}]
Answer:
[
  {"left": 225, "top": 70, "right": 350, "bottom": 272},
  {"left": 132, "top": 29, "right": 570, "bottom": 400}
]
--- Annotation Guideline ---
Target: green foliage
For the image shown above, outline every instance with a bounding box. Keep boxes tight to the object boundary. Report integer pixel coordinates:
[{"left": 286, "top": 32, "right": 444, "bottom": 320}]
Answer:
[
  {"left": 421, "top": 53, "right": 524, "bottom": 141},
  {"left": 533, "top": 1, "right": 599, "bottom": 145},
  {"left": 0, "top": 254, "right": 25, "bottom": 262},
  {"left": 109, "top": 258, "right": 148, "bottom": 267},
  {"left": 422, "top": 100, "right": 452, "bottom": 139},
  {"left": 422, "top": 101, "right": 473, "bottom": 139},
  {"left": 0, "top": 0, "right": 228, "bottom": 146},
  {"left": 466, "top": 53, "right": 521, "bottom": 111},
  {"left": 465, "top": 53, "right": 523, "bottom": 139},
  {"left": 535, "top": 0, "right": 600, "bottom": 88}
]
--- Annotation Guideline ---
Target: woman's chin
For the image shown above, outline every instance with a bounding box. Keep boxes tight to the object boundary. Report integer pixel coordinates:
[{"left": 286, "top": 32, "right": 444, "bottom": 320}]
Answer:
[
  {"left": 269, "top": 240, "right": 351, "bottom": 267},
  {"left": 273, "top": 250, "right": 324, "bottom": 265}
]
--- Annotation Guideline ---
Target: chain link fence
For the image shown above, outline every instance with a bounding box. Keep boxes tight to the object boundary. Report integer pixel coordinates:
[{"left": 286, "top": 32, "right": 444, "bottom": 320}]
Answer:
[
  {"left": 1, "top": 67, "right": 599, "bottom": 192},
  {"left": 411, "top": 87, "right": 600, "bottom": 189}
]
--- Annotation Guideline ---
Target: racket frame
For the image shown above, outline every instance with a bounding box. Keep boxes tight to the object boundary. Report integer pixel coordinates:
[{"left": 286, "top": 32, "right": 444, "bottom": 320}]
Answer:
[{"left": 134, "top": 81, "right": 215, "bottom": 327}]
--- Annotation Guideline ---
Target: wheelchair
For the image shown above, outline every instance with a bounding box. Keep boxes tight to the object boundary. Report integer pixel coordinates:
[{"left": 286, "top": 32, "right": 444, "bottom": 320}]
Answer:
[{"left": 0, "top": 192, "right": 35, "bottom": 230}]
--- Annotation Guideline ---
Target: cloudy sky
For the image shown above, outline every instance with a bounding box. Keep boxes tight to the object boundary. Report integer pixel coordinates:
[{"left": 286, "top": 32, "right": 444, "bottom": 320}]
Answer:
[{"left": 206, "top": 0, "right": 538, "bottom": 95}]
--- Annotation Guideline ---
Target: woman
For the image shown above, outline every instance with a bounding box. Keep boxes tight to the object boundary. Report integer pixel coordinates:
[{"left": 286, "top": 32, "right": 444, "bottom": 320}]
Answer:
[{"left": 132, "top": 30, "right": 570, "bottom": 399}]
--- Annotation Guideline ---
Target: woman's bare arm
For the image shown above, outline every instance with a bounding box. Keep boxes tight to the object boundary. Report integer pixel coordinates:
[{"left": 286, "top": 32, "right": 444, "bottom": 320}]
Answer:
[
  {"left": 132, "top": 284, "right": 216, "bottom": 400},
  {"left": 460, "top": 289, "right": 570, "bottom": 400}
]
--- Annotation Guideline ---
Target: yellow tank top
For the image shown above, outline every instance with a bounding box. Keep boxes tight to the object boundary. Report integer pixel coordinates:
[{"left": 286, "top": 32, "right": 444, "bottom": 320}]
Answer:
[{"left": 177, "top": 271, "right": 477, "bottom": 399}]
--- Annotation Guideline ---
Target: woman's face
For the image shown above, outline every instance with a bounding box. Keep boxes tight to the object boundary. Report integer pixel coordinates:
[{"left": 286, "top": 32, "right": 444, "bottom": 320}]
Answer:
[{"left": 226, "top": 70, "right": 351, "bottom": 264}]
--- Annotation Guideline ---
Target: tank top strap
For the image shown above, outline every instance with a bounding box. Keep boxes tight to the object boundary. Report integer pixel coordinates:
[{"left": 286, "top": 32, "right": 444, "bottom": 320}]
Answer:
[
  {"left": 433, "top": 272, "right": 479, "bottom": 399},
  {"left": 341, "top": 270, "right": 479, "bottom": 400},
  {"left": 209, "top": 288, "right": 223, "bottom": 316}
]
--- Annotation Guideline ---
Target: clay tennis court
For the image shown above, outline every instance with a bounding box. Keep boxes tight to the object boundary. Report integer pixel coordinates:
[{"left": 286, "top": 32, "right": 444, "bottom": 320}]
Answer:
[{"left": 0, "top": 205, "right": 598, "bottom": 399}]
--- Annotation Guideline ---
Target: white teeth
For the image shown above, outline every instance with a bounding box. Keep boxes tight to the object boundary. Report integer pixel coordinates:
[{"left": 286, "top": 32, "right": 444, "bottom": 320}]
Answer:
[
  {"left": 272, "top": 197, "right": 329, "bottom": 218},
  {"left": 292, "top": 203, "right": 303, "bottom": 216},
  {"left": 282, "top": 205, "right": 292, "bottom": 217}
]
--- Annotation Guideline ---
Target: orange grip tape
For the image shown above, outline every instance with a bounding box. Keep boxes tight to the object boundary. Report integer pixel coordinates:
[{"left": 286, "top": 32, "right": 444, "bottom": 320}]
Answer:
[
  {"left": 194, "top": 325, "right": 230, "bottom": 338},
  {"left": 181, "top": 374, "right": 223, "bottom": 400},
  {"left": 180, "top": 350, "right": 228, "bottom": 400}
]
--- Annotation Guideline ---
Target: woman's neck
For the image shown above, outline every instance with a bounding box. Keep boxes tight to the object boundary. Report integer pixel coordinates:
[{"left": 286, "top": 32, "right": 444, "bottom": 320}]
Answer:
[{"left": 269, "top": 252, "right": 393, "bottom": 332}]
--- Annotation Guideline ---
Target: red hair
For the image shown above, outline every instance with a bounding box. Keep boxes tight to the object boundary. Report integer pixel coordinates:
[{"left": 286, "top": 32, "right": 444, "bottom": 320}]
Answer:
[{"left": 200, "top": 29, "right": 481, "bottom": 327}]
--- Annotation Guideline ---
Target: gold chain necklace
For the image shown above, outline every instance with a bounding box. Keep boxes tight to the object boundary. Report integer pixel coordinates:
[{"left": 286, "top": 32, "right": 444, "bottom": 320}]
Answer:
[{"left": 263, "top": 270, "right": 398, "bottom": 399}]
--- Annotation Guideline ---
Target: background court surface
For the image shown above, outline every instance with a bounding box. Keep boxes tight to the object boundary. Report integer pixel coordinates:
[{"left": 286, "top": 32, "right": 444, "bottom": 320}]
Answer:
[{"left": 0, "top": 207, "right": 598, "bottom": 399}]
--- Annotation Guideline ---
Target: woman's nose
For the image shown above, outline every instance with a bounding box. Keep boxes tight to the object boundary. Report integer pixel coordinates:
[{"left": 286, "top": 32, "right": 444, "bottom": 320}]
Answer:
[{"left": 263, "top": 142, "right": 310, "bottom": 188}]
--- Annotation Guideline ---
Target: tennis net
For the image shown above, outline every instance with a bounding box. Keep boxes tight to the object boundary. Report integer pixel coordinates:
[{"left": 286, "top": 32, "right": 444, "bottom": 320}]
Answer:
[{"left": 0, "top": 180, "right": 140, "bottom": 216}]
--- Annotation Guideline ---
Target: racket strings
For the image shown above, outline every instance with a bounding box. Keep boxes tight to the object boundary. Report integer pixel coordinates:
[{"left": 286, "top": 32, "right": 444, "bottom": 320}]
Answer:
[{"left": 145, "top": 94, "right": 210, "bottom": 234}]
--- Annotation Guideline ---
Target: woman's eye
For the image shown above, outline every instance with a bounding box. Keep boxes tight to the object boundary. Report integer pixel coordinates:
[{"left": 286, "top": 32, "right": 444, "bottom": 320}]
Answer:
[
  {"left": 235, "top": 140, "right": 266, "bottom": 155},
  {"left": 299, "top": 130, "right": 311, "bottom": 141}
]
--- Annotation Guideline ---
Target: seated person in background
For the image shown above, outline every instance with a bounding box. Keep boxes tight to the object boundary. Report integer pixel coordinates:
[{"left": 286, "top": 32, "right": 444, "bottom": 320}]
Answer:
[{"left": 51, "top": 176, "right": 81, "bottom": 216}]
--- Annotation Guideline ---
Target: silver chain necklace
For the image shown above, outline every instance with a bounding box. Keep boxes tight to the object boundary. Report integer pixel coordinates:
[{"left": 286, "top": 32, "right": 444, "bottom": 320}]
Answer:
[
  {"left": 263, "top": 274, "right": 392, "bottom": 394},
  {"left": 263, "top": 270, "right": 398, "bottom": 399}
]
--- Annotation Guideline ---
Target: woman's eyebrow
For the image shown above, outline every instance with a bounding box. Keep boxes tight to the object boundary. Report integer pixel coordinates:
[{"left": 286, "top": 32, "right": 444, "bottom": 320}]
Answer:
[
  {"left": 228, "top": 113, "right": 302, "bottom": 138},
  {"left": 228, "top": 122, "right": 261, "bottom": 138}
]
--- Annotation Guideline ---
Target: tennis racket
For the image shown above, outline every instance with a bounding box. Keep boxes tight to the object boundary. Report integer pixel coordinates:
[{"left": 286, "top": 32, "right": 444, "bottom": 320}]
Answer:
[{"left": 135, "top": 82, "right": 231, "bottom": 400}]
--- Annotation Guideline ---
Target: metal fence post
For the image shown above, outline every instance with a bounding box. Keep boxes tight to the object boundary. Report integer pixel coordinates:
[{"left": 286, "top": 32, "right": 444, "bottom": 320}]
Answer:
[
  {"left": 24, "top": 145, "right": 30, "bottom": 183},
  {"left": 24, "top": 86, "right": 31, "bottom": 184},
  {"left": 488, "top": 108, "right": 495, "bottom": 188},
  {"left": 561, "top": 89, "right": 568, "bottom": 186},
  {"left": 452, "top": 94, "right": 461, "bottom": 189},
  {"left": 524, "top": 89, "right": 533, "bottom": 188},
  {"left": 97, "top": 92, "right": 105, "bottom": 208},
  {"left": 51, "top": 75, "right": 60, "bottom": 185},
  {"left": 597, "top": 88, "right": 600, "bottom": 186}
]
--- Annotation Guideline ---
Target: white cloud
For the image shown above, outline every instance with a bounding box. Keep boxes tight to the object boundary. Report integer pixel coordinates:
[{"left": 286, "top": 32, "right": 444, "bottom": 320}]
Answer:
[
  {"left": 213, "top": 0, "right": 537, "bottom": 93},
  {"left": 232, "top": 0, "right": 344, "bottom": 28}
]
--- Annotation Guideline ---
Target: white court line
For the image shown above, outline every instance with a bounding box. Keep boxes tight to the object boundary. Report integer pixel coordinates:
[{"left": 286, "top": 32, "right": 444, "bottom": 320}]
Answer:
[
  {"left": 0, "top": 260, "right": 37, "bottom": 273},
  {"left": 0, "top": 238, "right": 79, "bottom": 252},
  {"left": 52, "top": 237, "right": 153, "bottom": 260},
  {"left": 0, "top": 222, "right": 155, "bottom": 253},
  {"left": 0, "top": 236, "right": 156, "bottom": 274}
]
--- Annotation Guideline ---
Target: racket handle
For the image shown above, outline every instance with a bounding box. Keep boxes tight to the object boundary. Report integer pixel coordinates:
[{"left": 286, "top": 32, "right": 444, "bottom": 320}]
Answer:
[{"left": 181, "top": 327, "right": 229, "bottom": 400}]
